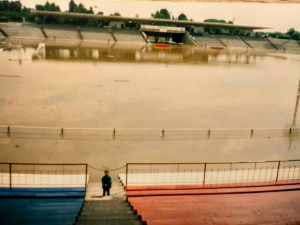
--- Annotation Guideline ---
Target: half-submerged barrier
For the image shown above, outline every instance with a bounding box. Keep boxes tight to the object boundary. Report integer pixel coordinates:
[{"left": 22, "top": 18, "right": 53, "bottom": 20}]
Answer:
[
  {"left": 0, "top": 125, "right": 299, "bottom": 141},
  {"left": 120, "top": 160, "right": 300, "bottom": 190}
]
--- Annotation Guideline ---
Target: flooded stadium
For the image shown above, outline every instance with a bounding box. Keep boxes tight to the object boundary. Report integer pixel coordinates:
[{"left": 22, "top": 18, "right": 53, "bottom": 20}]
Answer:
[
  {"left": 0, "top": 42, "right": 300, "bottom": 181},
  {"left": 2, "top": 2, "right": 300, "bottom": 225}
]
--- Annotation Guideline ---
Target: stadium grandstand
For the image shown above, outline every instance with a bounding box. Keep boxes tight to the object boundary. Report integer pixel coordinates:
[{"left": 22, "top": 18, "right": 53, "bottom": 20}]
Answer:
[{"left": 0, "top": 10, "right": 300, "bottom": 52}]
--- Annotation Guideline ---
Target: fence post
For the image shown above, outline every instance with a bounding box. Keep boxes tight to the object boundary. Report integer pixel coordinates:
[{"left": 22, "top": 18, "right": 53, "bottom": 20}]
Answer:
[
  {"left": 61, "top": 128, "right": 64, "bottom": 139},
  {"left": 9, "top": 163, "right": 12, "bottom": 189},
  {"left": 85, "top": 164, "right": 88, "bottom": 188},
  {"left": 203, "top": 163, "right": 207, "bottom": 187},
  {"left": 161, "top": 129, "right": 165, "bottom": 139},
  {"left": 7, "top": 126, "right": 10, "bottom": 137},
  {"left": 125, "top": 163, "right": 129, "bottom": 191},
  {"left": 289, "top": 128, "right": 292, "bottom": 137},
  {"left": 275, "top": 161, "right": 281, "bottom": 182},
  {"left": 207, "top": 129, "right": 211, "bottom": 139},
  {"left": 250, "top": 129, "right": 254, "bottom": 138},
  {"left": 113, "top": 129, "right": 116, "bottom": 139}
]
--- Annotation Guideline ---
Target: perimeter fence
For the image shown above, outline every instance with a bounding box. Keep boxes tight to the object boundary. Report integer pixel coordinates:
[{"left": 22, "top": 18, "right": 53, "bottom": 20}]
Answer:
[
  {"left": 0, "top": 163, "right": 88, "bottom": 188},
  {"left": 122, "top": 160, "right": 300, "bottom": 189},
  {"left": 0, "top": 125, "right": 299, "bottom": 141}
]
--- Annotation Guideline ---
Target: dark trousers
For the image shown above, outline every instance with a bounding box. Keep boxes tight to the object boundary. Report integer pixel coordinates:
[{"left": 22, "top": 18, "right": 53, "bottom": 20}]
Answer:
[{"left": 103, "top": 187, "right": 110, "bottom": 196}]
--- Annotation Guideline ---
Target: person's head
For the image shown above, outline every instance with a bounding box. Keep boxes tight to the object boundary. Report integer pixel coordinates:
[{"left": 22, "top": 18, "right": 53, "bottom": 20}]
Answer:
[{"left": 104, "top": 170, "right": 109, "bottom": 175}]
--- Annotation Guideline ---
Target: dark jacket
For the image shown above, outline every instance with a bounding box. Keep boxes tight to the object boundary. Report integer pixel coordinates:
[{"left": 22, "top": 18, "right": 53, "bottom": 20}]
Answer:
[{"left": 101, "top": 175, "right": 112, "bottom": 189}]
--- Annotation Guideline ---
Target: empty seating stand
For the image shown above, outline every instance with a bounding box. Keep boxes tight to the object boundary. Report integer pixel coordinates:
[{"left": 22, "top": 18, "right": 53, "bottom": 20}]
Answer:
[
  {"left": 44, "top": 24, "right": 79, "bottom": 40},
  {"left": 112, "top": 29, "right": 146, "bottom": 43},
  {"left": 127, "top": 185, "right": 300, "bottom": 225},
  {"left": 241, "top": 36, "right": 275, "bottom": 50},
  {"left": 215, "top": 35, "right": 248, "bottom": 48},
  {"left": 193, "top": 34, "right": 224, "bottom": 48},
  {"left": 80, "top": 27, "right": 114, "bottom": 42},
  {"left": 0, "top": 22, "right": 44, "bottom": 39},
  {"left": 268, "top": 38, "right": 300, "bottom": 52},
  {"left": 0, "top": 187, "right": 85, "bottom": 225}
]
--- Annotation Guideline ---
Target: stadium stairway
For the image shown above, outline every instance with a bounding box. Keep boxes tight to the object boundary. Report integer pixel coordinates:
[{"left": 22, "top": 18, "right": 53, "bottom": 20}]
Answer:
[
  {"left": 237, "top": 35, "right": 253, "bottom": 48},
  {"left": 75, "top": 179, "right": 142, "bottom": 225},
  {"left": 212, "top": 35, "right": 227, "bottom": 47}
]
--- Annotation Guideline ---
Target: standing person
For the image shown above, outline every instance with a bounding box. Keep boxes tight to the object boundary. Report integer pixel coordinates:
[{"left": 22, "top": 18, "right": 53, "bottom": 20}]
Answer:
[{"left": 101, "top": 170, "right": 112, "bottom": 196}]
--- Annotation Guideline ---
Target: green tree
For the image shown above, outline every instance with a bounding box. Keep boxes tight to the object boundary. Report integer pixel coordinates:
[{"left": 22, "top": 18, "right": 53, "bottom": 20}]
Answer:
[
  {"left": 287, "top": 28, "right": 295, "bottom": 36},
  {"left": 204, "top": 18, "right": 227, "bottom": 23},
  {"left": 0, "top": 1, "right": 35, "bottom": 22},
  {"left": 178, "top": 13, "right": 188, "bottom": 21},
  {"left": 0, "top": 0, "right": 10, "bottom": 11},
  {"left": 151, "top": 8, "right": 170, "bottom": 19},
  {"left": 78, "top": 3, "right": 86, "bottom": 13},
  {"left": 291, "top": 31, "right": 300, "bottom": 40},
  {"left": 110, "top": 12, "right": 121, "bottom": 16},
  {"left": 69, "top": 0, "right": 77, "bottom": 12},
  {"left": 9, "top": 1, "right": 22, "bottom": 12},
  {"left": 36, "top": 1, "right": 60, "bottom": 11},
  {"left": 88, "top": 7, "right": 94, "bottom": 14}
]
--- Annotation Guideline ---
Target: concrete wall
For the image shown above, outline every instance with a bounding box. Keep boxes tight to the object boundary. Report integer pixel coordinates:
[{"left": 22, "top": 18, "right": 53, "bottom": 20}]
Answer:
[
  {"left": 109, "top": 21, "right": 125, "bottom": 29},
  {"left": 192, "top": 26, "right": 204, "bottom": 33}
]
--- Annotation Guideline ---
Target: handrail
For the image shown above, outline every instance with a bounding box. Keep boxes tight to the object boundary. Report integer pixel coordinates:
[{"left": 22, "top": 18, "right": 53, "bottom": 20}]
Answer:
[
  {"left": 125, "top": 160, "right": 300, "bottom": 189},
  {"left": 0, "top": 163, "right": 88, "bottom": 188},
  {"left": 0, "top": 162, "right": 88, "bottom": 165},
  {"left": 126, "top": 159, "right": 300, "bottom": 165}
]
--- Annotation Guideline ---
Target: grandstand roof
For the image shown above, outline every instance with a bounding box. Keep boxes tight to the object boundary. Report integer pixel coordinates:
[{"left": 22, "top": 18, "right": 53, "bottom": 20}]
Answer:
[{"left": 31, "top": 10, "right": 271, "bottom": 30}]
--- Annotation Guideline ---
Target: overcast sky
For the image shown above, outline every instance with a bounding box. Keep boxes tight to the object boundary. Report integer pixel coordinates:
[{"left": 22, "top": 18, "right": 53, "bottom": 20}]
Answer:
[{"left": 20, "top": 0, "right": 300, "bottom": 32}]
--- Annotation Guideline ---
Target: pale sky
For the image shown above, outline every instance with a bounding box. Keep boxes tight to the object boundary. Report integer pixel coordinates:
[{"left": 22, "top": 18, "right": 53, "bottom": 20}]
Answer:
[{"left": 20, "top": 0, "right": 300, "bottom": 32}]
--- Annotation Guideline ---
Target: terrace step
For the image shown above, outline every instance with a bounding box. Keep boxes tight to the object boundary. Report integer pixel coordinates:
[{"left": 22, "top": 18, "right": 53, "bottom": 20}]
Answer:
[
  {"left": 77, "top": 214, "right": 139, "bottom": 221},
  {"left": 80, "top": 209, "right": 135, "bottom": 215},
  {"left": 75, "top": 179, "right": 142, "bottom": 225},
  {"left": 75, "top": 219, "right": 142, "bottom": 225}
]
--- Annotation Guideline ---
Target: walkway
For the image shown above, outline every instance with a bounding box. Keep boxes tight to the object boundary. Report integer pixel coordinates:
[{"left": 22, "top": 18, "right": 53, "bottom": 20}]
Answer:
[{"left": 75, "top": 180, "right": 142, "bottom": 225}]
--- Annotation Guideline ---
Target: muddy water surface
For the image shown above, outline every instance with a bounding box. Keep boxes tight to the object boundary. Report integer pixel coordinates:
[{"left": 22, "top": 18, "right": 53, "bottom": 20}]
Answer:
[{"left": 0, "top": 44, "right": 299, "bottom": 180}]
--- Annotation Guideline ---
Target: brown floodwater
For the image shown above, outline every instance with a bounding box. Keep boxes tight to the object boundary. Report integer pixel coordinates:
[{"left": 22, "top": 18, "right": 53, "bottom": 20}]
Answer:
[{"left": 0, "top": 43, "right": 299, "bottom": 180}]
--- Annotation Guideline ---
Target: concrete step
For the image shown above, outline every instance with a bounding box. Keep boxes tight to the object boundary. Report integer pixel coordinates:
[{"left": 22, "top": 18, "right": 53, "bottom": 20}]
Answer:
[
  {"left": 83, "top": 203, "right": 129, "bottom": 207},
  {"left": 83, "top": 201, "right": 128, "bottom": 206},
  {"left": 80, "top": 209, "right": 134, "bottom": 215},
  {"left": 77, "top": 214, "right": 139, "bottom": 221},
  {"left": 75, "top": 219, "right": 142, "bottom": 225},
  {"left": 75, "top": 180, "right": 142, "bottom": 225},
  {"left": 82, "top": 207, "right": 133, "bottom": 212}
]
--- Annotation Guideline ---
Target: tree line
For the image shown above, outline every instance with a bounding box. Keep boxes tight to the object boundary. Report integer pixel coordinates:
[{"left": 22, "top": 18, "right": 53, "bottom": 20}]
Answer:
[
  {"left": 267, "top": 28, "right": 300, "bottom": 41},
  {"left": 0, "top": 1, "right": 189, "bottom": 23}
]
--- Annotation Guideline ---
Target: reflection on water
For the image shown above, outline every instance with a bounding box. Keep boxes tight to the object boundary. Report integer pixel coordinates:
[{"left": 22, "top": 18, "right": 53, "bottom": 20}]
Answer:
[{"left": 30, "top": 44, "right": 259, "bottom": 65}]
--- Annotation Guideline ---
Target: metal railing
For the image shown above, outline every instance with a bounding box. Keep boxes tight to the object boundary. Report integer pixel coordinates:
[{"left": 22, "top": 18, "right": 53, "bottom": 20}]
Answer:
[
  {"left": 0, "top": 125, "right": 299, "bottom": 141},
  {"left": 0, "top": 163, "right": 88, "bottom": 188},
  {"left": 124, "top": 160, "right": 300, "bottom": 189}
]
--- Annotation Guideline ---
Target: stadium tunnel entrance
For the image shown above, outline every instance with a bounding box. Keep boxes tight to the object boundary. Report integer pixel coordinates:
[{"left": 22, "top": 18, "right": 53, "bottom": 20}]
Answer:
[{"left": 140, "top": 25, "right": 185, "bottom": 44}]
